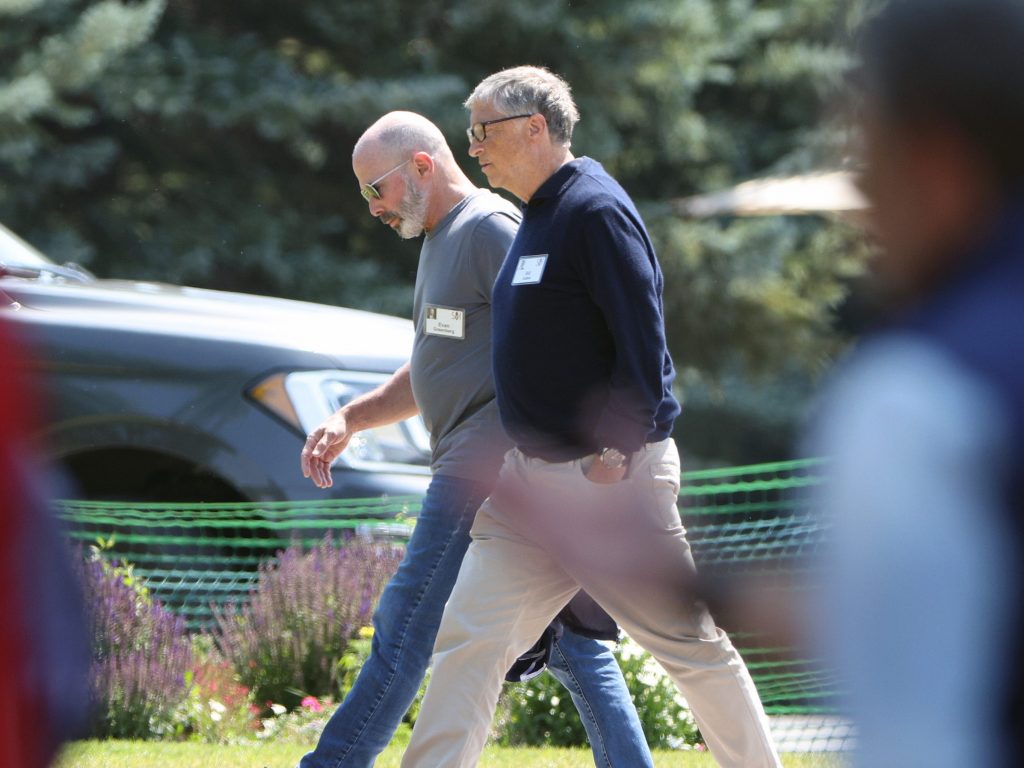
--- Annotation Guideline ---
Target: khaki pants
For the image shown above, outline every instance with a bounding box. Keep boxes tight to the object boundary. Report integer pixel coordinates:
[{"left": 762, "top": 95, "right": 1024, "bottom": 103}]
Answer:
[{"left": 402, "top": 439, "right": 781, "bottom": 768}]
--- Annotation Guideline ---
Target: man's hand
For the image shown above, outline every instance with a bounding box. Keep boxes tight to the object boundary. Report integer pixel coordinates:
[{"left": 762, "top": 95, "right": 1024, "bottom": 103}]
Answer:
[
  {"left": 299, "top": 363, "right": 417, "bottom": 489},
  {"left": 301, "top": 410, "right": 355, "bottom": 489},
  {"left": 585, "top": 457, "right": 627, "bottom": 484}
]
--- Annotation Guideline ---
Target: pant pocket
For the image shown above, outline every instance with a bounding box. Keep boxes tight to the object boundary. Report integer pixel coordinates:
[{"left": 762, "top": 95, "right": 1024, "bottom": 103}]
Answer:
[
  {"left": 650, "top": 462, "right": 680, "bottom": 494},
  {"left": 648, "top": 462, "right": 683, "bottom": 529}
]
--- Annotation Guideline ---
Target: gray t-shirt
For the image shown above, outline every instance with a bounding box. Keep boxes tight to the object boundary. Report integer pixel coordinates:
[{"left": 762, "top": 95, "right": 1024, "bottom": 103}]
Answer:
[{"left": 410, "top": 189, "right": 521, "bottom": 483}]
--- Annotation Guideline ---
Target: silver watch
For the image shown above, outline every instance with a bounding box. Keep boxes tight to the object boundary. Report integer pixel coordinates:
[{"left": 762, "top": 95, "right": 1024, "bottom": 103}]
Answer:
[{"left": 598, "top": 447, "right": 628, "bottom": 470}]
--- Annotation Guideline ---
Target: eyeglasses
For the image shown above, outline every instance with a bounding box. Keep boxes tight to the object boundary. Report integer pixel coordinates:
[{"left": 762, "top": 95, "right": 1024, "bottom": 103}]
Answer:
[
  {"left": 360, "top": 159, "right": 410, "bottom": 201},
  {"left": 466, "top": 114, "right": 534, "bottom": 144}
]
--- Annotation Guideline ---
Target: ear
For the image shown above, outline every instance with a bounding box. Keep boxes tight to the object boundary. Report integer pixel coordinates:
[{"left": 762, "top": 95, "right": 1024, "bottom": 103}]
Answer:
[
  {"left": 411, "top": 151, "right": 435, "bottom": 178},
  {"left": 526, "top": 113, "right": 548, "bottom": 141}
]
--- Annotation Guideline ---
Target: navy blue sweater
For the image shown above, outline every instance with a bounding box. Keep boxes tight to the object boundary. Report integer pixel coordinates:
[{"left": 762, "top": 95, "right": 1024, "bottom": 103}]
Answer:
[{"left": 492, "top": 157, "right": 681, "bottom": 461}]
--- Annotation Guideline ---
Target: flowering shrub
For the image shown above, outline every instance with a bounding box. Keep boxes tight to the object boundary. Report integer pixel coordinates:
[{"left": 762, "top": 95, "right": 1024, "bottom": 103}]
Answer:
[
  {"left": 256, "top": 695, "right": 337, "bottom": 745},
  {"left": 495, "top": 637, "right": 702, "bottom": 749},
  {"left": 75, "top": 552, "right": 194, "bottom": 738},
  {"left": 172, "top": 638, "right": 258, "bottom": 743},
  {"left": 212, "top": 537, "right": 404, "bottom": 709},
  {"left": 191, "top": 655, "right": 252, "bottom": 720}
]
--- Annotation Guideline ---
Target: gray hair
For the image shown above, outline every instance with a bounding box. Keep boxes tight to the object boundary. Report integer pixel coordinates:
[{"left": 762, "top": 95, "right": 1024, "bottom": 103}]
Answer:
[{"left": 465, "top": 66, "right": 580, "bottom": 146}]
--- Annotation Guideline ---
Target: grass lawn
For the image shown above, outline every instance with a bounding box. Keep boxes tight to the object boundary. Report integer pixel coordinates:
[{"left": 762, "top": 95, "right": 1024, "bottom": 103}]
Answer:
[{"left": 57, "top": 741, "right": 846, "bottom": 768}]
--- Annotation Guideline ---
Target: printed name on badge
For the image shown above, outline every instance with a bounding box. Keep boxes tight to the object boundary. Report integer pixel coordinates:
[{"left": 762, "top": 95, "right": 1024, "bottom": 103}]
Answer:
[
  {"left": 424, "top": 304, "right": 466, "bottom": 339},
  {"left": 511, "top": 254, "right": 548, "bottom": 286}
]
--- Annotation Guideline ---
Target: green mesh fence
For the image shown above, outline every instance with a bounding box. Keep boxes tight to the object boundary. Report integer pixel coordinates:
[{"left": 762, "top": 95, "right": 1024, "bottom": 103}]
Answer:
[
  {"left": 57, "top": 496, "right": 422, "bottom": 628},
  {"left": 681, "top": 458, "right": 830, "bottom": 708},
  {"left": 679, "top": 458, "right": 850, "bottom": 751},
  {"left": 55, "top": 458, "right": 851, "bottom": 752}
]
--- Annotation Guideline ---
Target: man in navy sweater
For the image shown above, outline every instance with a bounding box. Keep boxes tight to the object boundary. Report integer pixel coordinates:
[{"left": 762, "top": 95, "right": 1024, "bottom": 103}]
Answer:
[
  {"left": 402, "top": 66, "right": 780, "bottom": 768},
  {"left": 809, "top": 1, "right": 1024, "bottom": 765},
  {"left": 298, "top": 111, "right": 653, "bottom": 768}
]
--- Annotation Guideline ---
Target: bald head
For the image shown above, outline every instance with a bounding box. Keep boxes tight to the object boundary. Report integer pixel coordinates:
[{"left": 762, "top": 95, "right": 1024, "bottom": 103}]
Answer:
[
  {"left": 354, "top": 111, "right": 453, "bottom": 166},
  {"left": 352, "top": 111, "right": 477, "bottom": 236}
]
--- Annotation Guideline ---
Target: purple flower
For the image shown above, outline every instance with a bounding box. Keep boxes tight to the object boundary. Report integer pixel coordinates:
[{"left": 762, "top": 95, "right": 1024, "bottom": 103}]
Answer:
[
  {"left": 74, "top": 553, "right": 194, "bottom": 738},
  {"left": 211, "top": 536, "right": 402, "bottom": 710}
]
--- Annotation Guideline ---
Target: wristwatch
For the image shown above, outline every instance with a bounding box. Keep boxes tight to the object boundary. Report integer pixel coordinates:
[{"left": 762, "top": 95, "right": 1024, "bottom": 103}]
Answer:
[{"left": 598, "top": 447, "right": 628, "bottom": 470}]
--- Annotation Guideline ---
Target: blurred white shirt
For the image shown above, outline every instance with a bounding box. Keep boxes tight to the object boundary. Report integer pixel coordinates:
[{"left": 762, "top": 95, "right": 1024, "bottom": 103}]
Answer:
[{"left": 809, "top": 334, "right": 1016, "bottom": 768}]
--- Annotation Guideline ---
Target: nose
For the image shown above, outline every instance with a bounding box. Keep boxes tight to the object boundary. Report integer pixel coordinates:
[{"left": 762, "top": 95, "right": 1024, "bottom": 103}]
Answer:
[
  {"left": 368, "top": 197, "right": 385, "bottom": 217},
  {"left": 468, "top": 139, "right": 483, "bottom": 158}
]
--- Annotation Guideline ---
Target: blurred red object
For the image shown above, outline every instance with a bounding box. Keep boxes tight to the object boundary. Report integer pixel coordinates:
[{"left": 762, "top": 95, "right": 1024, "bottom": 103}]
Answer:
[
  {"left": 0, "top": 319, "right": 50, "bottom": 766},
  {"left": 0, "top": 318, "right": 90, "bottom": 766}
]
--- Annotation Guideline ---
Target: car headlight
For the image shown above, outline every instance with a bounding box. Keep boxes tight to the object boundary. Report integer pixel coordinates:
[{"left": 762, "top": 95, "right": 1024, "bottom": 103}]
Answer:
[{"left": 247, "top": 370, "right": 431, "bottom": 474}]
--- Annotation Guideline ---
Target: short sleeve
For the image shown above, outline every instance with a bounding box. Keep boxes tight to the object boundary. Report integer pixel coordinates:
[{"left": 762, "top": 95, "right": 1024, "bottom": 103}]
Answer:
[{"left": 469, "top": 210, "right": 519, "bottom": 302}]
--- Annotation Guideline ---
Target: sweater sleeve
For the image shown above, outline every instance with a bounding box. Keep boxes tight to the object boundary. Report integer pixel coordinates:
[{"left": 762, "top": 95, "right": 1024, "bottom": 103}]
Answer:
[{"left": 578, "top": 202, "right": 669, "bottom": 453}]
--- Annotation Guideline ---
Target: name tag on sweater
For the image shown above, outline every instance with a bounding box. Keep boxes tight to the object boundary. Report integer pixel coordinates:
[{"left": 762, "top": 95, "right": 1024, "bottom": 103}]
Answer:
[
  {"left": 511, "top": 255, "right": 548, "bottom": 285},
  {"left": 424, "top": 305, "right": 465, "bottom": 339}
]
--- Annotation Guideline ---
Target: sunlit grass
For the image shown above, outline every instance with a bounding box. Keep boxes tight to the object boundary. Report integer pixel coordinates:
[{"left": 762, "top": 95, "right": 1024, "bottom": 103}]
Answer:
[{"left": 57, "top": 740, "right": 846, "bottom": 768}]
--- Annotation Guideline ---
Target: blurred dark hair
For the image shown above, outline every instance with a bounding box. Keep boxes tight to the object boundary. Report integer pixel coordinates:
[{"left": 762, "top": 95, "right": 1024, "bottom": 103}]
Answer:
[{"left": 854, "top": 0, "right": 1024, "bottom": 190}]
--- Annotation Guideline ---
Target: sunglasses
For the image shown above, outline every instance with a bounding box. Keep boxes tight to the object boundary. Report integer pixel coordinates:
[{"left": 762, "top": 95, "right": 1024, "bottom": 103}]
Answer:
[
  {"left": 466, "top": 113, "right": 534, "bottom": 144},
  {"left": 360, "top": 158, "right": 410, "bottom": 201}
]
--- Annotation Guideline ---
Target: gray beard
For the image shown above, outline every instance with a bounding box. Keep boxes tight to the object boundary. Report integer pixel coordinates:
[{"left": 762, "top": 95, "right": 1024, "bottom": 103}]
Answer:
[{"left": 395, "top": 175, "right": 429, "bottom": 240}]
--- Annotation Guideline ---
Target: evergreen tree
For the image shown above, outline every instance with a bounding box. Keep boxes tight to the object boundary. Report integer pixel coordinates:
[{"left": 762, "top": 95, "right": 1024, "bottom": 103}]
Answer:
[{"left": 1, "top": 0, "right": 881, "bottom": 462}]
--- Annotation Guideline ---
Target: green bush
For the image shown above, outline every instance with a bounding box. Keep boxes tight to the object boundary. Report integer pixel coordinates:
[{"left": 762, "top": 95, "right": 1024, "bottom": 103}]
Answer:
[{"left": 496, "top": 638, "right": 701, "bottom": 750}]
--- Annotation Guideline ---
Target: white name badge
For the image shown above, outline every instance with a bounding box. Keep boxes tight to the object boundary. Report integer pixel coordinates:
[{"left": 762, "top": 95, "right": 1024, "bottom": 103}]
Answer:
[
  {"left": 511, "top": 254, "right": 548, "bottom": 285},
  {"left": 424, "top": 305, "right": 465, "bottom": 339}
]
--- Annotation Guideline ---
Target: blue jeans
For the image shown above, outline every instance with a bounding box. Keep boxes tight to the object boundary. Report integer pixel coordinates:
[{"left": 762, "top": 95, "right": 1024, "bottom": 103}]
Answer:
[{"left": 299, "top": 474, "right": 653, "bottom": 768}]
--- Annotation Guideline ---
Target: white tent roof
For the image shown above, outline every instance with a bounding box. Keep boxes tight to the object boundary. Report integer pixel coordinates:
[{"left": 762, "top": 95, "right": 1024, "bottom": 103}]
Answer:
[{"left": 672, "top": 171, "right": 868, "bottom": 218}]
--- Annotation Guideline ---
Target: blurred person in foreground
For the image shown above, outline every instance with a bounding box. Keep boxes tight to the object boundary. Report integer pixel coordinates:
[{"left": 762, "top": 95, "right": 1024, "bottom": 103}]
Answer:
[
  {"left": 0, "top": 317, "right": 89, "bottom": 765},
  {"left": 808, "top": 0, "right": 1024, "bottom": 765},
  {"left": 298, "top": 111, "right": 653, "bottom": 768},
  {"left": 401, "top": 66, "right": 781, "bottom": 768}
]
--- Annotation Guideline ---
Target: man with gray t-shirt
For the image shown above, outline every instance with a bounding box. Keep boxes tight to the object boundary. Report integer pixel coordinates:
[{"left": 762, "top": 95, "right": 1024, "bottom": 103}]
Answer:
[
  {"left": 297, "top": 111, "right": 653, "bottom": 768},
  {"left": 408, "top": 189, "right": 513, "bottom": 485}
]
